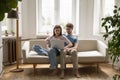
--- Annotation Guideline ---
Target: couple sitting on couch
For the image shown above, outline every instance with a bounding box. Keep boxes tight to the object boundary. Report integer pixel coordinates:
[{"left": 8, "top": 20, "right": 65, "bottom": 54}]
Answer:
[{"left": 32, "top": 23, "right": 80, "bottom": 79}]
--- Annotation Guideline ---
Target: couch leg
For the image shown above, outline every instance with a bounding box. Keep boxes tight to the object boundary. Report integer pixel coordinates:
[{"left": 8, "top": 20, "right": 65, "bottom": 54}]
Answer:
[
  {"left": 33, "top": 64, "right": 37, "bottom": 74},
  {"left": 65, "top": 63, "right": 67, "bottom": 69},
  {"left": 96, "top": 63, "right": 99, "bottom": 73}
]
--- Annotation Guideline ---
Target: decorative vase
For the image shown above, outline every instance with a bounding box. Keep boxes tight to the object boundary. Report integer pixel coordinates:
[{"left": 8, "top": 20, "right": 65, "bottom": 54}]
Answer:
[{"left": 5, "top": 30, "right": 8, "bottom": 36}]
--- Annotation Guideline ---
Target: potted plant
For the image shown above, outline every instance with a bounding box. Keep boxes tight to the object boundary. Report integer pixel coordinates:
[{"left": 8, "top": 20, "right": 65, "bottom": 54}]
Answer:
[
  {"left": 10, "top": 29, "right": 15, "bottom": 36},
  {"left": 101, "top": 5, "right": 120, "bottom": 80}
]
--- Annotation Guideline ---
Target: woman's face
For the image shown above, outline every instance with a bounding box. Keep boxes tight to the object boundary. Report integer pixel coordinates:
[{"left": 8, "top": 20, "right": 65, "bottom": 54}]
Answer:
[{"left": 54, "top": 28, "right": 61, "bottom": 36}]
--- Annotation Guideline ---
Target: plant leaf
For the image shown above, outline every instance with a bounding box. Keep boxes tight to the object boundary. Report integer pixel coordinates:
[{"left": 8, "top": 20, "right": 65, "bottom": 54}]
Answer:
[
  {"left": 113, "top": 10, "right": 117, "bottom": 14},
  {"left": 0, "top": 13, "right": 5, "bottom": 21}
]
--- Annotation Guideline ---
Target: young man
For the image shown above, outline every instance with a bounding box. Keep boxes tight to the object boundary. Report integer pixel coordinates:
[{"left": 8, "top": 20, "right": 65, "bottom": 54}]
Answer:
[{"left": 60, "top": 23, "right": 80, "bottom": 79}]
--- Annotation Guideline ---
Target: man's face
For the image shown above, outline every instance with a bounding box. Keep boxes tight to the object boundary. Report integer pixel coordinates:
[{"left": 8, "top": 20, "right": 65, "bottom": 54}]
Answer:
[{"left": 66, "top": 27, "right": 73, "bottom": 34}]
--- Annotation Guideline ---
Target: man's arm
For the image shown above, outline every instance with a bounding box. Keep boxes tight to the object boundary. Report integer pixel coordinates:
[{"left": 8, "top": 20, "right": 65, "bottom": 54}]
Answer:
[
  {"left": 72, "top": 42, "right": 78, "bottom": 49},
  {"left": 66, "top": 39, "right": 78, "bottom": 51}
]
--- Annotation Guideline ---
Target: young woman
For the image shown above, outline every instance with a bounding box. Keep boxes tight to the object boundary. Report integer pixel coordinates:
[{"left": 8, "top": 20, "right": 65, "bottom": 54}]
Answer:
[{"left": 46, "top": 25, "right": 72, "bottom": 70}]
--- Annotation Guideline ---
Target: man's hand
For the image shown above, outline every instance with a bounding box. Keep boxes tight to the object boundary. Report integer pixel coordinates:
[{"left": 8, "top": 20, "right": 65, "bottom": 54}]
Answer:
[{"left": 64, "top": 47, "right": 72, "bottom": 52}]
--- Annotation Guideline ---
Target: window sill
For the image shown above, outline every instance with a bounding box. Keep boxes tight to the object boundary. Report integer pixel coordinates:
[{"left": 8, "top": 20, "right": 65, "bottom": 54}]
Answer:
[
  {"left": 2, "top": 35, "right": 16, "bottom": 39},
  {"left": 36, "top": 35, "right": 49, "bottom": 39},
  {"left": 93, "top": 32, "right": 112, "bottom": 39},
  {"left": 36, "top": 33, "right": 79, "bottom": 39}
]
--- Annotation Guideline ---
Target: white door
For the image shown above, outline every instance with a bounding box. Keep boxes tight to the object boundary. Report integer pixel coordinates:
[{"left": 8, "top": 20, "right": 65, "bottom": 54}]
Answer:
[{"left": 0, "top": 23, "right": 3, "bottom": 74}]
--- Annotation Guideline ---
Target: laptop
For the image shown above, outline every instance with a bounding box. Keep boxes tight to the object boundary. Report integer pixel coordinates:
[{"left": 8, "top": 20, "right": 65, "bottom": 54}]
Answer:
[{"left": 50, "top": 39, "right": 65, "bottom": 49}]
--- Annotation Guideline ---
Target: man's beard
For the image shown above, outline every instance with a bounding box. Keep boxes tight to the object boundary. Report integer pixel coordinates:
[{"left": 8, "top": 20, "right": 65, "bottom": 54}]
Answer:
[{"left": 68, "top": 31, "right": 72, "bottom": 34}]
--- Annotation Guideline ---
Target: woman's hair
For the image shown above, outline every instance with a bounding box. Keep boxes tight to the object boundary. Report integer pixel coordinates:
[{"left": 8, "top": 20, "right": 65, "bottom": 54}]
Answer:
[{"left": 53, "top": 25, "right": 62, "bottom": 36}]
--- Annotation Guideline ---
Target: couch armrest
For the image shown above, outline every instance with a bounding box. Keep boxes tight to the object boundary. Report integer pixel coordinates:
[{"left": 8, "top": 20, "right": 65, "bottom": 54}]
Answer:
[
  {"left": 22, "top": 41, "right": 30, "bottom": 63},
  {"left": 97, "top": 40, "right": 108, "bottom": 62},
  {"left": 97, "top": 40, "right": 107, "bottom": 56}
]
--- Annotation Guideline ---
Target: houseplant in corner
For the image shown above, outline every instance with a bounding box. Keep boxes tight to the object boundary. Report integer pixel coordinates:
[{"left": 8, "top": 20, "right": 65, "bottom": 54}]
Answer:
[
  {"left": 10, "top": 29, "right": 15, "bottom": 36},
  {"left": 101, "top": 5, "right": 120, "bottom": 80}
]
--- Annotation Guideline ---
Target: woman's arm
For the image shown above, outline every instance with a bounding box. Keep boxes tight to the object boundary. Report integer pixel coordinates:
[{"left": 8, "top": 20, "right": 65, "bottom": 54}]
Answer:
[
  {"left": 45, "top": 37, "right": 51, "bottom": 49},
  {"left": 64, "top": 41, "right": 72, "bottom": 49},
  {"left": 63, "top": 36, "right": 72, "bottom": 49}
]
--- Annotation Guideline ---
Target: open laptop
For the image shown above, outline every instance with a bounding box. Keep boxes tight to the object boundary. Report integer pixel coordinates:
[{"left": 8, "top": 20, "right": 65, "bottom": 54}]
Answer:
[{"left": 50, "top": 39, "right": 65, "bottom": 49}]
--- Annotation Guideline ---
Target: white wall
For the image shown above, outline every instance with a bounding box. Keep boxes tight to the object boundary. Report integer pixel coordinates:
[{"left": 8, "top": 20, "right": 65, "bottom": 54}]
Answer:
[
  {"left": 21, "top": 0, "right": 36, "bottom": 39},
  {"left": 116, "top": 0, "right": 120, "bottom": 7}
]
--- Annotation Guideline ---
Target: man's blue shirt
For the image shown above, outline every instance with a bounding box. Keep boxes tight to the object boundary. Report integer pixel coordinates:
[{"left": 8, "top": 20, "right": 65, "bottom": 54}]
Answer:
[{"left": 65, "top": 34, "right": 78, "bottom": 47}]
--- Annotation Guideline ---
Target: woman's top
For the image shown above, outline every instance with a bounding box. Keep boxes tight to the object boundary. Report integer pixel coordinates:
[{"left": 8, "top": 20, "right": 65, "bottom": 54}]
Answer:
[{"left": 46, "top": 35, "right": 71, "bottom": 48}]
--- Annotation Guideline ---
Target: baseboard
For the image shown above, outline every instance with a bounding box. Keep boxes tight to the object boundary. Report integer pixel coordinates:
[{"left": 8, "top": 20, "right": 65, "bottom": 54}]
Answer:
[{"left": 0, "top": 70, "right": 4, "bottom": 78}]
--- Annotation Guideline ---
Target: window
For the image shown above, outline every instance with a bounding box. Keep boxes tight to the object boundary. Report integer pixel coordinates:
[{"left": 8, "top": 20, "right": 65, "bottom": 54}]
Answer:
[
  {"left": 39, "top": 0, "right": 55, "bottom": 35},
  {"left": 37, "top": 0, "right": 79, "bottom": 35},
  {"left": 1, "top": 2, "right": 22, "bottom": 36},
  {"left": 1, "top": 14, "right": 8, "bottom": 34},
  {"left": 0, "top": 14, "right": 16, "bottom": 35},
  {"left": 60, "top": 0, "right": 72, "bottom": 33},
  {"left": 93, "top": 0, "right": 115, "bottom": 34}
]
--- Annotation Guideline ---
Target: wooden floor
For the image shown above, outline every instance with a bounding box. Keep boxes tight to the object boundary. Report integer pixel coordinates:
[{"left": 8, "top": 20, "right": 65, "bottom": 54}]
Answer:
[{"left": 0, "top": 63, "right": 119, "bottom": 80}]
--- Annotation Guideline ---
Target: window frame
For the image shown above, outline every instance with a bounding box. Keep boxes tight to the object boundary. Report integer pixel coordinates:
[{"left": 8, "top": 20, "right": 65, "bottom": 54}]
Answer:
[
  {"left": 93, "top": 0, "right": 115, "bottom": 35},
  {"left": 0, "top": 2, "right": 22, "bottom": 36}
]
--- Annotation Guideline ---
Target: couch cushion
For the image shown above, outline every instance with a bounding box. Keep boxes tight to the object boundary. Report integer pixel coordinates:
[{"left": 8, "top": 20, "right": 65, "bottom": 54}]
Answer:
[
  {"left": 78, "top": 51, "right": 106, "bottom": 63},
  {"left": 77, "top": 40, "right": 97, "bottom": 52},
  {"left": 29, "top": 40, "right": 47, "bottom": 50},
  {"left": 26, "top": 50, "right": 106, "bottom": 63},
  {"left": 26, "top": 51, "right": 49, "bottom": 63},
  {"left": 26, "top": 51, "right": 72, "bottom": 63}
]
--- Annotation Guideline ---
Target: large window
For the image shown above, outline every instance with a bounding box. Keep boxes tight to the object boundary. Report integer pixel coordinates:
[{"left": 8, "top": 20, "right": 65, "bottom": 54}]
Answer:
[
  {"left": 37, "top": 0, "right": 79, "bottom": 35},
  {"left": 93, "top": 0, "right": 115, "bottom": 34},
  {"left": 0, "top": 14, "right": 16, "bottom": 35},
  {"left": 1, "top": 14, "right": 8, "bottom": 34},
  {"left": 0, "top": 2, "right": 22, "bottom": 36}
]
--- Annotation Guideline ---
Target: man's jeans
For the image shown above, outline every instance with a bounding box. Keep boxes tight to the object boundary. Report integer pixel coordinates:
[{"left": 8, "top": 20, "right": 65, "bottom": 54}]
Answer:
[{"left": 48, "top": 47, "right": 60, "bottom": 69}]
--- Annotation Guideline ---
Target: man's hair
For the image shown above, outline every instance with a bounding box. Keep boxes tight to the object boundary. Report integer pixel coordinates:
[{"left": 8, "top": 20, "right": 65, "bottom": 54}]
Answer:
[
  {"left": 53, "top": 25, "right": 62, "bottom": 36},
  {"left": 66, "top": 23, "right": 74, "bottom": 29}
]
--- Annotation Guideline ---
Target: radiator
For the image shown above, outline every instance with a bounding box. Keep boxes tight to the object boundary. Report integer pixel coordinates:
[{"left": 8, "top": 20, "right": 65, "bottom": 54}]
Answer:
[{"left": 2, "top": 36, "right": 21, "bottom": 65}]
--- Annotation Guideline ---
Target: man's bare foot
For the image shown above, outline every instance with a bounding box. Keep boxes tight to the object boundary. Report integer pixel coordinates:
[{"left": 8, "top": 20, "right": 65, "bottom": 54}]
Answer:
[
  {"left": 74, "top": 73, "right": 80, "bottom": 78},
  {"left": 74, "top": 69, "right": 80, "bottom": 78},
  {"left": 48, "top": 69, "right": 57, "bottom": 76},
  {"left": 60, "top": 70, "right": 64, "bottom": 79}
]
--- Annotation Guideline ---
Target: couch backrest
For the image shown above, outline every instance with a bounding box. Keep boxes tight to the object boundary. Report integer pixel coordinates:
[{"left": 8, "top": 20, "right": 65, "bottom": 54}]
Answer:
[
  {"left": 77, "top": 40, "right": 97, "bottom": 51},
  {"left": 29, "top": 39, "right": 47, "bottom": 50},
  {"left": 29, "top": 39, "right": 97, "bottom": 51}
]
